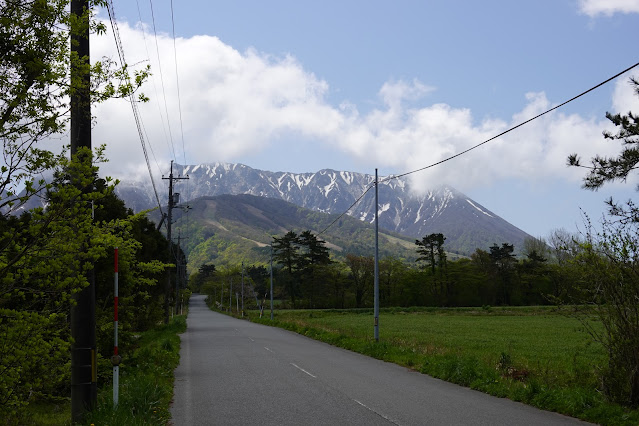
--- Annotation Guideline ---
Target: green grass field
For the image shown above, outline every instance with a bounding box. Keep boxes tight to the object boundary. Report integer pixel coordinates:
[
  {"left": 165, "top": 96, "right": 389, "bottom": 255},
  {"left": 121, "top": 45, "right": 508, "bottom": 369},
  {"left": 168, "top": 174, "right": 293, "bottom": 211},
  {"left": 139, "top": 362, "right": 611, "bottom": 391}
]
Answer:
[
  {"left": 251, "top": 307, "right": 639, "bottom": 425},
  {"left": 277, "top": 308, "right": 602, "bottom": 384}
]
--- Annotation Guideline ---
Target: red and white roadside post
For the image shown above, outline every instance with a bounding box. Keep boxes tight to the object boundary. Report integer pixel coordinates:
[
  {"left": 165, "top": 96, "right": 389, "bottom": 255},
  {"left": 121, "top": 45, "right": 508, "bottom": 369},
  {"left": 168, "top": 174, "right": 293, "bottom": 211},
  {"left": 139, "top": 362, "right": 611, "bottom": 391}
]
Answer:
[{"left": 112, "top": 248, "right": 122, "bottom": 406}]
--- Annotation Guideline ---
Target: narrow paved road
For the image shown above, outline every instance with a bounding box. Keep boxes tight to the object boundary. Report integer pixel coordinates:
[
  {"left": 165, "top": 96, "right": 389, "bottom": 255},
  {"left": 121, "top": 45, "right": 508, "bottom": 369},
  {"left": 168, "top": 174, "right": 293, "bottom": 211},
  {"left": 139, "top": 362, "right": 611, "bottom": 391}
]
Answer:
[{"left": 171, "top": 295, "right": 589, "bottom": 425}]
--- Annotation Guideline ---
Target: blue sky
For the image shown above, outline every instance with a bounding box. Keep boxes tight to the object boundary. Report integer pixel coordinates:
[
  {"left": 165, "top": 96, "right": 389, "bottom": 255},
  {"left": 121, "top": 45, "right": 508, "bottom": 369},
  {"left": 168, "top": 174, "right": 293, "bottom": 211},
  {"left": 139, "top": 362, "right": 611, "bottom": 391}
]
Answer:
[{"left": 93, "top": 0, "right": 639, "bottom": 240}]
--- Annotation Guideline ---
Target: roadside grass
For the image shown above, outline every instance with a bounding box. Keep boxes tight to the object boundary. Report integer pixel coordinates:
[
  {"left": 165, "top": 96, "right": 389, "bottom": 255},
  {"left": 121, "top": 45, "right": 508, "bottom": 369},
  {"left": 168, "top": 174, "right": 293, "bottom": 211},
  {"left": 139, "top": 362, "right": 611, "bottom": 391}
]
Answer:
[
  {"left": 82, "top": 314, "right": 187, "bottom": 425},
  {"left": 250, "top": 307, "right": 639, "bottom": 426},
  {"left": 8, "top": 315, "right": 186, "bottom": 425},
  {"left": 4, "top": 401, "right": 72, "bottom": 426}
]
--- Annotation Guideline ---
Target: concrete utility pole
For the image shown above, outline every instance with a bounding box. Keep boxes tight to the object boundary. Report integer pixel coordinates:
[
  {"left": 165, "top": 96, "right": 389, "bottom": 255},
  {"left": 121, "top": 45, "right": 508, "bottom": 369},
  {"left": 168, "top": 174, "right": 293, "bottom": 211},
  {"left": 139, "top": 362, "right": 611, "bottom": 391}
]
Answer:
[
  {"left": 70, "top": 0, "right": 96, "bottom": 421},
  {"left": 270, "top": 244, "right": 274, "bottom": 320},
  {"left": 112, "top": 248, "right": 121, "bottom": 407},
  {"left": 374, "top": 169, "right": 380, "bottom": 342},
  {"left": 175, "top": 230, "right": 188, "bottom": 315},
  {"left": 241, "top": 262, "right": 244, "bottom": 316},
  {"left": 162, "top": 160, "right": 188, "bottom": 323}
]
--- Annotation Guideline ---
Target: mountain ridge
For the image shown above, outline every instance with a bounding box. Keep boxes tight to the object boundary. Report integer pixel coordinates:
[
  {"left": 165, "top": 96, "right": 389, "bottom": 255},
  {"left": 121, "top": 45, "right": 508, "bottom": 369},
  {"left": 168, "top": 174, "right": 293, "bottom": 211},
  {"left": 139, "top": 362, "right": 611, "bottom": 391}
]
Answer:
[{"left": 115, "top": 162, "right": 531, "bottom": 255}]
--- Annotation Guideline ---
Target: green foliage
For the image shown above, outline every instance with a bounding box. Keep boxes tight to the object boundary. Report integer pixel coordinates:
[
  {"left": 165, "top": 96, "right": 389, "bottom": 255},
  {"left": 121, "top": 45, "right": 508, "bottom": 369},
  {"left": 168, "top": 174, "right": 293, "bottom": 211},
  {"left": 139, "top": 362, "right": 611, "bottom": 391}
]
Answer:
[
  {"left": 568, "top": 217, "right": 639, "bottom": 407},
  {"left": 0, "top": 311, "right": 69, "bottom": 417},
  {"left": 0, "top": 0, "right": 149, "bottom": 215},
  {"left": 0, "top": 150, "right": 105, "bottom": 417},
  {"left": 0, "top": 150, "right": 171, "bottom": 418},
  {"left": 0, "top": 0, "right": 157, "bottom": 420},
  {"left": 345, "top": 254, "right": 373, "bottom": 308},
  {"left": 567, "top": 77, "right": 639, "bottom": 407}
]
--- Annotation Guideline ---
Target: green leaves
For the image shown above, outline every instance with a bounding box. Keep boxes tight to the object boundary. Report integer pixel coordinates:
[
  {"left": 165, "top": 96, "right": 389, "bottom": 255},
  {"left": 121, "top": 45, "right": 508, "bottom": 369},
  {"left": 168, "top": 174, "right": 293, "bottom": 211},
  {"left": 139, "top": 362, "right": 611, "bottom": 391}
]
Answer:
[{"left": 0, "top": 310, "right": 70, "bottom": 417}]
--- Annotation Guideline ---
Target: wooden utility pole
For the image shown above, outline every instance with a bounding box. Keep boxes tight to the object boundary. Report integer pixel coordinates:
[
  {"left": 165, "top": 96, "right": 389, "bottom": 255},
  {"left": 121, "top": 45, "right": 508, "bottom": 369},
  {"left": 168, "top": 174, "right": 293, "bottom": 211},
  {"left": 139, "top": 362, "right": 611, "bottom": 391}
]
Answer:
[
  {"left": 175, "top": 230, "right": 189, "bottom": 314},
  {"left": 70, "top": 0, "right": 96, "bottom": 421},
  {"left": 374, "top": 169, "right": 379, "bottom": 342}
]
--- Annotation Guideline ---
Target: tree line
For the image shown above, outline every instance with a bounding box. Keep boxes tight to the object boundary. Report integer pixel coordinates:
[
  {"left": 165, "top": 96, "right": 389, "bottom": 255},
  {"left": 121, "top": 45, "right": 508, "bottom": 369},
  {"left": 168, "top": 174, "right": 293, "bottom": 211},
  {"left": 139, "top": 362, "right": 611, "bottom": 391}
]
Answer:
[{"left": 193, "top": 229, "right": 587, "bottom": 310}]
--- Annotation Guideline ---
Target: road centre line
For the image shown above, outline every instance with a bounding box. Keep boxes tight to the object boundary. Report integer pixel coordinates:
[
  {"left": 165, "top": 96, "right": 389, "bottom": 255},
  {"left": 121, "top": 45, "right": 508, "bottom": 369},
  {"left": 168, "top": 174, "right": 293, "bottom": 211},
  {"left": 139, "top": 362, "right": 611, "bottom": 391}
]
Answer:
[
  {"left": 264, "top": 347, "right": 274, "bottom": 353},
  {"left": 353, "top": 399, "right": 401, "bottom": 425},
  {"left": 290, "top": 363, "right": 317, "bottom": 378}
]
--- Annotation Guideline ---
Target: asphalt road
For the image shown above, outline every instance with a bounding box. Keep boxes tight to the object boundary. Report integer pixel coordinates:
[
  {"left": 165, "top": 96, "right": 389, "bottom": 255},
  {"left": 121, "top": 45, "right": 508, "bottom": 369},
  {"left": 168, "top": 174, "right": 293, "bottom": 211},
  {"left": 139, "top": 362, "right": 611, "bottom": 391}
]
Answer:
[{"left": 170, "top": 294, "right": 590, "bottom": 425}]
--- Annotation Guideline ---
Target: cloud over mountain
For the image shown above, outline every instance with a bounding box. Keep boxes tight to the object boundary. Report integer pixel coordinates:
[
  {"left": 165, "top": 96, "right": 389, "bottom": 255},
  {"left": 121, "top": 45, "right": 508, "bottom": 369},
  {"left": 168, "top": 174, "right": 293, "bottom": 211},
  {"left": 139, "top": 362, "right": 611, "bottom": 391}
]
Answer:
[{"left": 92, "top": 17, "right": 637, "bottom": 197}]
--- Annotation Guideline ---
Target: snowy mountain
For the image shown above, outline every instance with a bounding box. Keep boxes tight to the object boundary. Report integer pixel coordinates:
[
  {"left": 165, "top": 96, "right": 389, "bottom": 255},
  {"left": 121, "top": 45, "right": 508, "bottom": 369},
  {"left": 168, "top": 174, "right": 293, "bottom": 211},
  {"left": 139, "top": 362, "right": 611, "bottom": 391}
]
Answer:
[{"left": 116, "top": 162, "right": 531, "bottom": 255}]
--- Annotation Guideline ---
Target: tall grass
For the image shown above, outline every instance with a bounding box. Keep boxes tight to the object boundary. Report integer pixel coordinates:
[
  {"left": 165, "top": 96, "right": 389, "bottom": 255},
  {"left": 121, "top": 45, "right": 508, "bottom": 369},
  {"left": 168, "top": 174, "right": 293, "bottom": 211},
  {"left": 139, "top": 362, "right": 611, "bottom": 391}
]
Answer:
[
  {"left": 82, "top": 315, "right": 186, "bottom": 425},
  {"left": 9, "top": 315, "right": 186, "bottom": 425}
]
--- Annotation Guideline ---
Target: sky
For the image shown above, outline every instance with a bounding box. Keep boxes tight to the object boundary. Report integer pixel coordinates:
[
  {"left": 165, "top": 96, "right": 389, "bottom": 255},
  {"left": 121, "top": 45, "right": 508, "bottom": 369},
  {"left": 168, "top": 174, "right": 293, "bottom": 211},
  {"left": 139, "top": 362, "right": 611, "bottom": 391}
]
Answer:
[{"left": 88, "top": 0, "right": 639, "bottom": 240}]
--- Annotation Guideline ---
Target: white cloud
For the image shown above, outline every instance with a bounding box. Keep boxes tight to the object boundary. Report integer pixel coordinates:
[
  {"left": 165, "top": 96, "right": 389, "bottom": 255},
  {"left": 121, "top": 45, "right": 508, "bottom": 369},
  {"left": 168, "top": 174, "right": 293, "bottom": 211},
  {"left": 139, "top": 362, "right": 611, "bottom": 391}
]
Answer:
[
  {"left": 612, "top": 74, "right": 639, "bottom": 113},
  {"left": 578, "top": 0, "right": 639, "bottom": 16},
  {"left": 91, "top": 19, "right": 636, "bottom": 196}
]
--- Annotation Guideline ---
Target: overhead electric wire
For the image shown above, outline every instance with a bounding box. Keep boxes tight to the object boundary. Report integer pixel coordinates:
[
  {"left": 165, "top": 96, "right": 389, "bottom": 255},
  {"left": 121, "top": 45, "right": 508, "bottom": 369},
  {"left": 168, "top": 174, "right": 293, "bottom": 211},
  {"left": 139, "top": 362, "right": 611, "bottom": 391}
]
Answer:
[
  {"left": 148, "top": 0, "right": 177, "bottom": 162},
  {"left": 379, "top": 60, "right": 639, "bottom": 185},
  {"left": 105, "top": 0, "right": 164, "bottom": 217},
  {"left": 169, "top": 0, "right": 187, "bottom": 168},
  {"left": 317, "top": 183, "right": 375, "bottom": 236},
  {"left": 319, "top": 60, "right": 639, "bottom": 236},
  {"left": 135, "top": 0, "right": 170, "bottom": 178},
  {"left": 168, "top": 0, "right": 192, "bottom": 266}
]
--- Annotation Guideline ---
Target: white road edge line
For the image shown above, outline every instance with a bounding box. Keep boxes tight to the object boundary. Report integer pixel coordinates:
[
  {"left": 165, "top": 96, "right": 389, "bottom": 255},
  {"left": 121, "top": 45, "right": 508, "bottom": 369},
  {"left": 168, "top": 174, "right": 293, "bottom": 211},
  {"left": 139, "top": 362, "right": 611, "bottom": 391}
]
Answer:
[
  {"left": 353, "top": 399, "right": 401, "bottom": 425},
  {"left": 290, "top": 363, "right": 317, "bottom": 378}
]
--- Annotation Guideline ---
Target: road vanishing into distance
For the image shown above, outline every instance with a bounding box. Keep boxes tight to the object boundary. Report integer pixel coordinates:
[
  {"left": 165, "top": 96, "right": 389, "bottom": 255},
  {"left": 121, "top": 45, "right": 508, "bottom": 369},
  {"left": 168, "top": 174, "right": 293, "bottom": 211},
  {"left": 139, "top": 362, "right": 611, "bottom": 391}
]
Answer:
[{"left": 171, "top": 295, "right": 590, "bottom": 425}]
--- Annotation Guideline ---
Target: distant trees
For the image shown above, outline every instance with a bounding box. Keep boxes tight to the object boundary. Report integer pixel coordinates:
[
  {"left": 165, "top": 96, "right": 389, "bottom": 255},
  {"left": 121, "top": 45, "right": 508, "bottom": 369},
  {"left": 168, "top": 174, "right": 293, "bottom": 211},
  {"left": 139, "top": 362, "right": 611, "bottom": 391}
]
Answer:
[
  {"left": 272, "top": 230, "right": 331, "bottom": 307},
  {"left": 345, "top": 254, "right": 374, "bottom": 308},
  {"left": 415, "top": 233, "right": 446, "bottom": 274},
  {"left": 415, "top": 233, "right": 448, "bottom": 304},
  {"left": 489, "top": 243, "right": 517, "bottom": 305},
  {"left": 195, "top": 228, "right": 622, "bottom": 315},
  {"left": 190, "top": 263, "right": 216, "bottom": 293},
  {"left": 198, "top": 234, "right": 594, "bottom": 311}
]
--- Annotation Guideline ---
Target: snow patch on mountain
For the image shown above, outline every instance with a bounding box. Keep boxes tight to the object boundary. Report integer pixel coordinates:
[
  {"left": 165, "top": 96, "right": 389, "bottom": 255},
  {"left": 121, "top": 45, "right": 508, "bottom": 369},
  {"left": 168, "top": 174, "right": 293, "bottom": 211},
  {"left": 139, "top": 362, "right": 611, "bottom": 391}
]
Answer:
[{"left": 466, "top": 199, "right": 493, "bottom": 217}]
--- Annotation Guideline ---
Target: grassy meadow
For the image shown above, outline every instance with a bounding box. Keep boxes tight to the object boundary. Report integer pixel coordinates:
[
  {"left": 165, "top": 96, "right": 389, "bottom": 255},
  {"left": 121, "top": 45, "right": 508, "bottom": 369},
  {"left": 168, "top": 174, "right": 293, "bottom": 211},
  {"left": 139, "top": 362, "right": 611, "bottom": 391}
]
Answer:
[{"left": 250, "top": 306, "right": 639, "bottom": 425}]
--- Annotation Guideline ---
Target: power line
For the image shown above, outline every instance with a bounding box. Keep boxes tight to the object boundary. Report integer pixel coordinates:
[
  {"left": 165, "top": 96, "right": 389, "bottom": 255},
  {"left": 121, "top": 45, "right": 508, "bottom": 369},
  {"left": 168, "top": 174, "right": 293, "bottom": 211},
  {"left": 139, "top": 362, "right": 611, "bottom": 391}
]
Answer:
[
  {"left": 148, "top": 0, "right": 177, "bottom": 162},
  {"left": 169, "top": 0, "right": 187, "bottom": 168},
  {"left": 168, "top": 0, "right": 192, "bottom": 267},
  {"left": 135, "top": 0, "right": 170, "bottom": 179},
  {"left": 106, "top": 0, "right": 164, "bottom": 217},
  {"left": 380, "top": 61, "right": 639, "bottom": 184},
  {"left": 318, "top": 183, "right": 375, "bottom": 236},
  {"left": 319, "top": 61, "right": 639, "bottom": 236}
]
